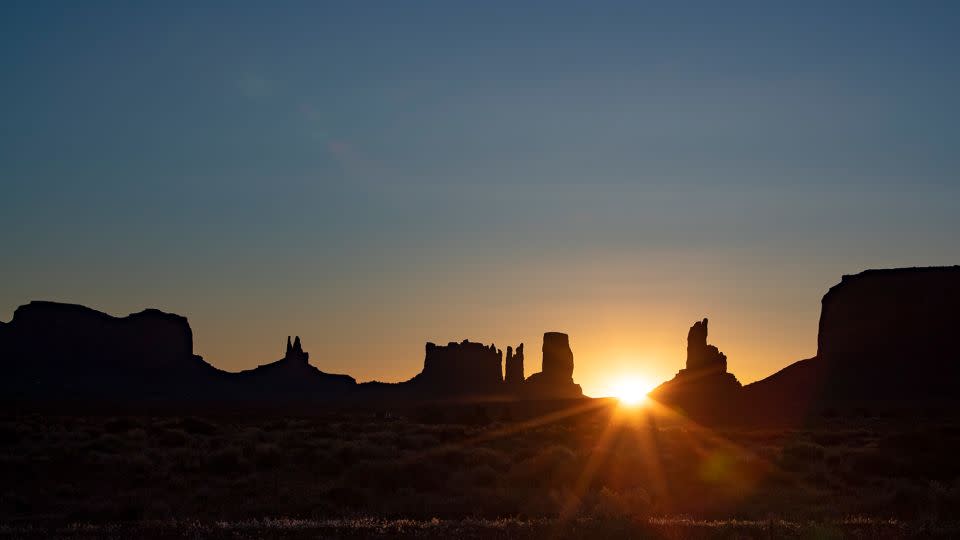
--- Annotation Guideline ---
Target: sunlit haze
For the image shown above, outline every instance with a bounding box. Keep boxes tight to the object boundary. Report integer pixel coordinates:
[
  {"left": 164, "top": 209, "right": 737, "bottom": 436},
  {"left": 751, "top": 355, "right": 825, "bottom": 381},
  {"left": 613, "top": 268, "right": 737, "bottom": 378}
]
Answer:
[
  {"left": 2, "top": 3, "right": 959, "bottom": 396},
  {"left": 608, "top": 375, "right": 658, "bottom": 406}
]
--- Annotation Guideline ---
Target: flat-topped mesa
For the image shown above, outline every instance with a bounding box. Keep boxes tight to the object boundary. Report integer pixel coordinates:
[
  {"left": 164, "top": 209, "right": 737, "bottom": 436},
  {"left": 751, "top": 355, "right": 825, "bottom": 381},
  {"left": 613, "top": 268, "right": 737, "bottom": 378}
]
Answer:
[
  {"left": 284, "top": 335, "right": 309, "bottom": 363},
  {"left": 742, "top": 266, "right": 960, "bottom": 416},
  {"left": 816, "top": 266, "right": 960, "bottom": 398},
  {"left": 7, "top": 301, "right": 198, "bottom": 372},
  {"left": 0, "top": 301, "right": 220, "bottom": 399},
  {"left": 524, "top": 332, "right": 583, "bottom": 398},
  {"left": 542, "top": 332, "right": 574, "bottom": 382},
  {"left": 416, "top": 339, "right": 504, "bottom": 395},
  {"left": 505, "top": 343, "right": 525, "bottom": 385}
]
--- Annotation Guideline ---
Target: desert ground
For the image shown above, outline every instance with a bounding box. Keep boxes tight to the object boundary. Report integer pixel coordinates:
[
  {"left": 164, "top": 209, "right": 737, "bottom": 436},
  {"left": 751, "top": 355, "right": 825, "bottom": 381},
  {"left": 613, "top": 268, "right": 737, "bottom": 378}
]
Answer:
[{"left": 2, "top": 401, "right": 960, "bottom": 538}]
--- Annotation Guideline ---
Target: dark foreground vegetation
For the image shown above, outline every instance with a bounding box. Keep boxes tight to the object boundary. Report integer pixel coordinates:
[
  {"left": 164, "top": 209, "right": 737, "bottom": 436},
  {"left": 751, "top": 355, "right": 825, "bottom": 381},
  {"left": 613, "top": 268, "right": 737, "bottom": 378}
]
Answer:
[
  {"left": 2, "top": 516, "right": 956, "bottom": 539},
  {"left": 3, "top": 402, "right": 960, "bottom": 538}
]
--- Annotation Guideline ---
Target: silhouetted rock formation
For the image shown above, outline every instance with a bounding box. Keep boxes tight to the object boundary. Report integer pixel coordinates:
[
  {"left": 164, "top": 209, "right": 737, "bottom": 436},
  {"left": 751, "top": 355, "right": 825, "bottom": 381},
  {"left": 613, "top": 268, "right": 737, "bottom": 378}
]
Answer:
[
  {"left": 0, "top": 303, "right": 585, "bottom": 406},
  {"left": 0, "top": 301, "right": 358, "bottom": 402},
  {"left": 8, "top": 265, "right": 959, "bottom": 415},
  {"left": 745, "top": 266, "right": 960, "bottom": 412},
  {"left": 542, "top": 332, "right": 574, "bottom": 381},
  {"left": 409, "top": 339, "right": 504, "bottom": 396},
  {"left": 505, "top": 343, "right": 525, "bottom": 385},
  {"left": 741, "top": 356, "right": 824, "bottom": 423},
  {"left": 0, "top": 301, "right": 222, "bottom": 400},
  {"left": 524, "top": 332, "right": 583, "bottom": 398},
  {"left": 284, "top": 336, "right": 309, "bottom": 363},
  {"left": 685, "top": 319, "right": 727, "bottom": 374},
  {"left": 649, "top": 318, "right": 742, "bottom": 419},
  {"left": 817, "top": 266, "right": 960, "bottom": 398},
  {"left": 236, "top": 336, "right": 355, "bottom": 398}
]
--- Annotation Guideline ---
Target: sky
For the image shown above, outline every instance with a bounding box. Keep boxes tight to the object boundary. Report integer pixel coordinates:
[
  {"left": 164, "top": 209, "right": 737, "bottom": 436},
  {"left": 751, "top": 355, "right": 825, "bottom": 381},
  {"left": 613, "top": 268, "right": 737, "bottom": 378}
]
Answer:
[{"left": 2, "top": 1, "right": 959, "bottom": 396}]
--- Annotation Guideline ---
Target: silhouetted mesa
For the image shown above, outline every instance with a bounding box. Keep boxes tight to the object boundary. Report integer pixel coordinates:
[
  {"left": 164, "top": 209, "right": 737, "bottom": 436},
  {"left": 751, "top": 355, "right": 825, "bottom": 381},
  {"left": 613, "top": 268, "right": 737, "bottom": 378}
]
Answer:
[
  {"left": 0, "top": 300, "right": 589, "bottom": 406},
  {"left": 524, "top": 332, "right": 583, "bottom": 398},
  {"left": 0, "top": 301, "right": 359, "bottom": 402},
  {"left": 410, "top": 339, "right": 504, "bottom": 396},
  {"left": 0, "top": 301, "right": 222, "bottom": 400},
  {"left": 5, "top": 266, "right": 958, "bottom": 415},
  {"left": 649, "top": 318, "right": 742, "bottom": 419},
  {"left": 817, "top": 266, "right": 960, "bottom": 398},
  {"left": 745, "top": 265, "right": 960, "bottom": 410}
]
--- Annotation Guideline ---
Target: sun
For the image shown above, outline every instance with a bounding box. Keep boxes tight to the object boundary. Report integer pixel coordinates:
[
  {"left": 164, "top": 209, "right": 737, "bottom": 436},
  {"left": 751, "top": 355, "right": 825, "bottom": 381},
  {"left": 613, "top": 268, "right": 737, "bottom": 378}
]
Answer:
[{"left": 610, "top": 376, "right": 656, "bottom": 406}]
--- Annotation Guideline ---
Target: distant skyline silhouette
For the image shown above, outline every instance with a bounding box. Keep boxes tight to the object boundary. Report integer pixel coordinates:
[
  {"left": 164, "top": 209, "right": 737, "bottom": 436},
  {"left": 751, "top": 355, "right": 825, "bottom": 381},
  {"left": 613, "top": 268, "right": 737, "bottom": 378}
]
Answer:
[
  {"left": 4, "top": 266, "right": 958, "bottom": 417},
  {"left": 2, "top": 2, "right": 959, "bottom": 395}
]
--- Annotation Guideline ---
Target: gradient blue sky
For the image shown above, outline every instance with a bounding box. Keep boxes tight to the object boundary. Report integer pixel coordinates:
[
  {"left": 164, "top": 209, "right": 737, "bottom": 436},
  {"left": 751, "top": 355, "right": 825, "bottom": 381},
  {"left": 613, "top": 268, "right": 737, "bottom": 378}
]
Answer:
[{"left": 2, "top": 1, "right": 959, "bottom": 395}]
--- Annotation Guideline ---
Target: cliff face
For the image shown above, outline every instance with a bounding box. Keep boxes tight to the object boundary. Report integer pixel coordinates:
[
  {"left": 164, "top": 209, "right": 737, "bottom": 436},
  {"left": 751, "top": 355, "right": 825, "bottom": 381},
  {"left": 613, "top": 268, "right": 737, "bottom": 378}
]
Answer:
[
  {"left": 645, "top": 266, "right": 960, "bottom": 422},
  {"left": 403, "top": 332, "right": 585, "bottom": 400},
  {"left": 542, "top": 332, "right": 574, "bottom": 382},
  {"left": 412, "top": 339, "right": 504, "bottom": 396},
  {"left": 0, "top": 301, "right": 220, "bottom": 399},
  {"left": 816, "top": 266, "right": 960, "bottom": 398},
  {"left": 744, "top": 266, "right": 960, "bottom": 416},
  {"left": 685, "top": 318, "right": 728, "bottom": 374},
  {"left": 524, "top": 332, "right": 583, "bottom": 398},
  {"left": 9, "top": 301, "right": 196, "bottom": 369},
  {"left": 504, "top": 344, "right": 525, "bottom": 386}
]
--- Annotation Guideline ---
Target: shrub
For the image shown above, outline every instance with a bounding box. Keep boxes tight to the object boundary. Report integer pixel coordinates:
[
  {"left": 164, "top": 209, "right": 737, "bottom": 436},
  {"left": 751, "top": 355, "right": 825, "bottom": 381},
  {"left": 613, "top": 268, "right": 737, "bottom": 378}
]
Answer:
[
  {"left": 590, "top": 486, "right": 652, "bottom": 519},
  {"left": 0, "top": 424, "right": 20, "bottom": 445},
  {"left": 397, "top": 433, "right": 440, "bottom": 450},
  {"left": 156, "top": 428, "right": 190, "bottom": 447},
  {"left": 82, "top": 433, "right": 127, "bottom": 454},
  {"left": 779, "top": 441, "right": 825, "bottom": 472},
  {"left": 324, "top": 484, "right": 370, "bottom": 509},
  {"left": 468, "top": 464, "right": 499, "bottom": 487},
  {"left": 121, "top": 453, "right": 154, "bottom": 478},
  {"left": 177, "top": 417, "right": 218, "bottom": 436},
  {"left": 252, "top": 442, "right": 283, "bottom": 467},
  {"left": 508, "top": 444, "right": 577, "bottom": 489},
  {"left": 205, "top": 445, "right": 249, "bottom": 474},
  {"left": 103, "top": 417, "right": 139, "bottom": 434}
]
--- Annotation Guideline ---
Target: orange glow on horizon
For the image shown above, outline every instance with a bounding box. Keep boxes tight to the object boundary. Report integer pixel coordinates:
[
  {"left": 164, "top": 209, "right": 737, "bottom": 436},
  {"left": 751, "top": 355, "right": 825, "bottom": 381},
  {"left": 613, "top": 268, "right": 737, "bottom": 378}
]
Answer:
[{"left": 607, "top": 375, "right": 658, "bottom": 406}]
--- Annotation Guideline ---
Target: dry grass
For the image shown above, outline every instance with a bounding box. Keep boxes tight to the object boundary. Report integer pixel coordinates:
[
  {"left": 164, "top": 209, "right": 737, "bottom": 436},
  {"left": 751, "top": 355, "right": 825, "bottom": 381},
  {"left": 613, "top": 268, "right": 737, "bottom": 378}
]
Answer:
[
  {"left": 1, "top": 406, "right": 959, "bottom": 537},
  {"left": 1, "top": 516, "right": 958, "bottom": 539}
]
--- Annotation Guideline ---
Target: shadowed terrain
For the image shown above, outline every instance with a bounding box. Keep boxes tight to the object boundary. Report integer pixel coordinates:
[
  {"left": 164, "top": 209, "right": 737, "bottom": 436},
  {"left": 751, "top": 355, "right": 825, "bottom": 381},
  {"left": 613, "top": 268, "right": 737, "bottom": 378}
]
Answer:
[{"left": 3, "top": 406, "right": 960, "bottom": 538}]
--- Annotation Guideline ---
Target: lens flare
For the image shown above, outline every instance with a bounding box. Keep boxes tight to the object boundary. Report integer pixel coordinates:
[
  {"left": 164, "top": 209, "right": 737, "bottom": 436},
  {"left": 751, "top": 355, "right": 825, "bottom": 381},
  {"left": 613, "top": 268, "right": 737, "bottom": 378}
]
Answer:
[{"left": 610, "top": 376, "right": 656, "bottom": 406}]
